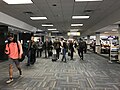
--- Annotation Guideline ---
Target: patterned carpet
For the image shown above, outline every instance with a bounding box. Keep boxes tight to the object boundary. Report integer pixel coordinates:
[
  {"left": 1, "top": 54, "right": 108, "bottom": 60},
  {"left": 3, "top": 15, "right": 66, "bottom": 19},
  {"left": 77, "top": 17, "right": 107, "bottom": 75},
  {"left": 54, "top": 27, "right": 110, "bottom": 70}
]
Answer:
[{"left": 0, "top": 52, "right": 120, "bottom": 90}]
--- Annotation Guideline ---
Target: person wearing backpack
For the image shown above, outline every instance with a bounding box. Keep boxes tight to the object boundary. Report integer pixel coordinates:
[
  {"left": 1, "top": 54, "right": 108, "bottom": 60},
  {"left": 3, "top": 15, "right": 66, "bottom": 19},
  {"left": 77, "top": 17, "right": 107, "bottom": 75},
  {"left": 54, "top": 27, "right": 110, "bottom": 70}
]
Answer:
[
  {"left": 78, "top": 38, "right": 85, "bottom": 60},
  {"left": 5, "top": 33, "right": 23, "bottom": 84}
]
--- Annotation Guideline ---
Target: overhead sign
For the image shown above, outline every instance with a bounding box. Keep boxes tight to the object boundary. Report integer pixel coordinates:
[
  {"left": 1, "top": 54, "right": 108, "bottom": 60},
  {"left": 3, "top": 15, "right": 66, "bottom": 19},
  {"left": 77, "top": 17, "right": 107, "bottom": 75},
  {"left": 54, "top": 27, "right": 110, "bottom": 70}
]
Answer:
[{"left": 67, "top": 32, "right": 80, "bottom": 36}]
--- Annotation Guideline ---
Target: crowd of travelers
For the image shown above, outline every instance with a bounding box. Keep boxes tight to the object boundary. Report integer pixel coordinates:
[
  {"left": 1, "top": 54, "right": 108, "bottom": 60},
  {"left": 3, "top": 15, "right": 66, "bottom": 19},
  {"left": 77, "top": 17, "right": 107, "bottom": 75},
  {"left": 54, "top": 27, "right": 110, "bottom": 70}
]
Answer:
[
  {"left": 4, "top": 33, "right": 87, "bottom": 84},
  {"left": 24, "top": 36, "right": 87, "bottom": 64}
]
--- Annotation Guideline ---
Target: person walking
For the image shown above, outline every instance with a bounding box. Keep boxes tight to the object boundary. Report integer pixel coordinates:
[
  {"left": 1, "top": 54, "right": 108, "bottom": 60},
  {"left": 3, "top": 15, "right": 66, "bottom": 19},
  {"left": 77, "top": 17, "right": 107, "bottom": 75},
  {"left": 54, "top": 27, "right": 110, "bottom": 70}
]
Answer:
[
  {"left": 43, "top": 39, "right": 52, "bottom": 58},
  {"left": 36, "top": 40, "right": 43, "bottom": 57},
  {"left": 61, "top": 40, "right": 67, "bottom": 63},
  {"left": 27, "top": 36, "right": 37, "bottom": 66},
  {"left": 83, "top": 40, "right": 87, "bottom": 53},
  {"left": 69, "top": 40, "right": 74, "bottom": 60},
  {"left": 5, "top": 33, "right": 23, "bottom": 84},
  {"left": 78, "top": 38, "right": 85, "bottom": 60},
  {"left": 54, "top": 39, "right": 61, "bottom": 60}
]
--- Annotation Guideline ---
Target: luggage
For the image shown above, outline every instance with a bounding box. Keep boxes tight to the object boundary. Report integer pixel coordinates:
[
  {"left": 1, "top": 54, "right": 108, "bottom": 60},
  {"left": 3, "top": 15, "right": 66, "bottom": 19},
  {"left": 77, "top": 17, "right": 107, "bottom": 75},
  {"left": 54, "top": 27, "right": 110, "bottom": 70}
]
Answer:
[
  {"left": 52, "top": 50, "right": 57, "bottom": 62},
  {"left": 52, "top": 54, "right": 57, "bottom": 61},
  {"left": 48, "top": 50, "right": 53, "bottom": 56}
]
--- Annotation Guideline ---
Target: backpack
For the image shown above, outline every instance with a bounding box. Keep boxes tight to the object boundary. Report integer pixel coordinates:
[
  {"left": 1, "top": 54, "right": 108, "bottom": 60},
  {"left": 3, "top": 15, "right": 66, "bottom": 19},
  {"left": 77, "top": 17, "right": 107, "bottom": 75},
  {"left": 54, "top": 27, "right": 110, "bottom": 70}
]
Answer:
[
  {"left": 79, "top": 41, "right": 85, "bottom": 49},
  {"left": 8, "top": 41, "right": 25, "bottom": 62},
  {"left": 56, "top": 43, "right": 59, "bottom": 49}
]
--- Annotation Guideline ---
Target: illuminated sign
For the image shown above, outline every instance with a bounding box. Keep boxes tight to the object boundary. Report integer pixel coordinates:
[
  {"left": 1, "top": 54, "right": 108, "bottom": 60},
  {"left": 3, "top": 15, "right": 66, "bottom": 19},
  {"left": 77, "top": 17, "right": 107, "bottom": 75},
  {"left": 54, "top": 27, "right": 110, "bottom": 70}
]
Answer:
[{"left": 67, "top": 32, "right": 80, "bottom": 36}]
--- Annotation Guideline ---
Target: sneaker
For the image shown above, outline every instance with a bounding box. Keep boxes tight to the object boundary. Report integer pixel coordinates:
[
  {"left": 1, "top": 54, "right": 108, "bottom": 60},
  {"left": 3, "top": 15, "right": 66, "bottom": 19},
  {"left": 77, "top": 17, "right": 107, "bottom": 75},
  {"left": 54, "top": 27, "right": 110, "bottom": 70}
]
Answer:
[
  {"left": 108, "top": 60, "right": 113, "bottom": 63},
  {"left": 6, "top": 79, "right": 13, "bottom": 84},
  {"left": 19, "top": 74, "right": 22, "bottom": 77}
]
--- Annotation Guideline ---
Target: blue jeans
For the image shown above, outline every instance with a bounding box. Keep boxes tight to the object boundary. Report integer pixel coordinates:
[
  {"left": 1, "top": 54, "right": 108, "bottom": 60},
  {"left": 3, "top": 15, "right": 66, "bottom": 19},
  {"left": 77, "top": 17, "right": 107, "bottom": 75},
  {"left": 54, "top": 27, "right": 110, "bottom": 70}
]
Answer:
[
  {"left": 27, "top": 50, "right": 31, "bottom": 65},
  {"left": 62, "top": 48, "right": 67, "bottom": 62}
]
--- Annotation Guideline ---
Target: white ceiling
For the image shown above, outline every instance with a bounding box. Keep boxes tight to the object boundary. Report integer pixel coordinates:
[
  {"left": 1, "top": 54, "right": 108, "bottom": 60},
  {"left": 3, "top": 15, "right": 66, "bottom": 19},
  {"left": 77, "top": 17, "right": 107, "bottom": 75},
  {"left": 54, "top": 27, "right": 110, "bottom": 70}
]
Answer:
[{"left": 0, "top": 0, "right": 120, "bottom": 35}]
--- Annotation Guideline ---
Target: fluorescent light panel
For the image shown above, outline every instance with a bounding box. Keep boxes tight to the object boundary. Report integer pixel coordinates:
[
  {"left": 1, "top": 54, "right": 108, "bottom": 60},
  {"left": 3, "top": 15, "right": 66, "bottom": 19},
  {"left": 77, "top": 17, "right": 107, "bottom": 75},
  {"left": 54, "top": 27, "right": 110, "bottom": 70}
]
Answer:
[
  {"left": 52, "top": 31, "right": 59, "bottom": 32},
  {"left": 3, "top": 0, "right": 33, "bottom": 4},
  {"left": 42, "top": 24, "right": 53, "bottom": 27},
  {"left": 37, "top": 29, "right": 43, "bottom": 31},
  {"left": 75, "top": 0, "right": 103, "bottom": 2},
  {"left": 30, "top": 17, "right": 47, "bottom": 20},
  {"left": 112, "top": 29, "right": 117, "bottom": 32},
  {"left": 104, "top": 32, "right": 109, "bottom": 33},
  {"left": 71, "top": 24, "right": 83, "bottom": 26},
  {"left": 70, "top": 29, "right": 79, "bottom": 31},
  {"left": 72, "top": 16, "right": 90, "bottom": 19},
  {"left": 48, "top": 29, "right": 57, "bottom": 31}
]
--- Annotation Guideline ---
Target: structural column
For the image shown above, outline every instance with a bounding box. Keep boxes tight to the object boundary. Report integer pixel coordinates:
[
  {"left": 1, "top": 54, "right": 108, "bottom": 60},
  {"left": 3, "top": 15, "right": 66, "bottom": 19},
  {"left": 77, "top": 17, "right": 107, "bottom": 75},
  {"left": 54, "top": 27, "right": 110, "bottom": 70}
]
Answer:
[
  {"left": 0, "top": 25, "right": 8, "bottom": 60},
  {"left": 17, "top": 32, "right": 19, "bottom": 41},
  {"left": 118, "top": 25, "right": 120, "bottom": 62},
  {"left": 87, "top": 35, "right": 90, "bottom": 50},
  {"left": 95, "top": 32, "right": 101, "bottom": 54},
  {"left": 48, "top": 32, "right": 51, "bottom": 41}
]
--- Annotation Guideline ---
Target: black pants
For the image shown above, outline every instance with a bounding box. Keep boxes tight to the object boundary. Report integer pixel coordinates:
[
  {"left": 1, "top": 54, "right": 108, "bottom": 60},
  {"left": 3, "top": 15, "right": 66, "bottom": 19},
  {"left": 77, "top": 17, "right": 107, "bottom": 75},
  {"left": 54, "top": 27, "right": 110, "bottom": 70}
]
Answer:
[
  {"left": 70, "top": 48, "right": 74, "bottom": 59},
  {"left": 56, "top": 49, "right": 60, "bottom": 59},
  {"left": 78, "top": 49, "right": 83, "bottom": 60},
  {"left": 37, "top": 49, "right": 42, "bottom": 57},
  {"left": 30, "top": 49, "right": 36, "bottom": 64}
]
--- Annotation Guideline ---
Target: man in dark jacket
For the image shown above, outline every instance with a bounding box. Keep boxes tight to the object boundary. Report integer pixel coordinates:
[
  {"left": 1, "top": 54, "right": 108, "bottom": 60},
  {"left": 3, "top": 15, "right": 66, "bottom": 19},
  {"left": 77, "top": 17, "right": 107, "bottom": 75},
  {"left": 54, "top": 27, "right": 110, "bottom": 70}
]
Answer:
[
  {"left": 43, "top": 39, "right": 52, "bottom": 58},
  {"left": 78, "top": 38, "right": 85, "bottom": 60},
  {"left": 27, "top": 36, "right": 37, "bottom": 66},
  {"left": 54, "top": 39, "right": 61, "bottom": 60},
  {"left": 69, "top": 40, "right": 74, "bottom": 60}
]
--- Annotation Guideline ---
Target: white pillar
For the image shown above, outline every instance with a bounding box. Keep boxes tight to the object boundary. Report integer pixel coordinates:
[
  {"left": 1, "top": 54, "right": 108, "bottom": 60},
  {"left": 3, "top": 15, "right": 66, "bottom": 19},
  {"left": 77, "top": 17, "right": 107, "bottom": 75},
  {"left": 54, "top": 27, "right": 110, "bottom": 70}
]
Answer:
[
  {"left": 118, "top": 25, "right": 120, "bottom": 62},
  {"left": 17, "top": 33, "right": 19, "bottom": 41},
  {"left": 95, "top": 32, "right": 101, "bottom": 53},
  {"left": 87, "top": 35, "right": 90, "bottom": 50},
  {"left": 48, "top": 32, "right": 51, "bottom": 41},
  {"left": 48, "top": 32, "right": 51, "bottom": 37}
]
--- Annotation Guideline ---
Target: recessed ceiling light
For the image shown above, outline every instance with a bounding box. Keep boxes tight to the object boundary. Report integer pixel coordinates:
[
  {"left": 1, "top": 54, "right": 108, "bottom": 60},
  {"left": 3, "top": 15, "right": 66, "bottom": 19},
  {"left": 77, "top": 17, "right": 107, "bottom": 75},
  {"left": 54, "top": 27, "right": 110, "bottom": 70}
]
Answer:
[
  {"left": 42, "top": 24, "right": 53, "bottom": 27},
  {"left": 75, "top": 0, "right": 103, "bottom": 2},
  {"left": 3, "top": 0, "right": 33, "bottom": 4},
  {"left": 72, "top": 16, "right": 90, "bottom": 19},
  {"left": 71, "top": 24, "right": 83, "bottom": 26},
  {"left": 30, "top": 17, "right": 47, "bottom": 20},
  {"left": 48, "top": 29, "right": 57, "bottom": 31}
]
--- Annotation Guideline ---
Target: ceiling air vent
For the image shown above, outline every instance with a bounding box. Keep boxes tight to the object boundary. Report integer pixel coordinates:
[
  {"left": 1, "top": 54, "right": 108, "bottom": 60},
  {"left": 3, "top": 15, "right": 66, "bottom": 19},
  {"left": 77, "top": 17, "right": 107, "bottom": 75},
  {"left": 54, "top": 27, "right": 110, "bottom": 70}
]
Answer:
[
  {"left": 23, "top": 11, "right": 34, "bottom": 15},
  {"left": 52, "top": 4, "right": 57, "bottom": 6},
  {"left": 84, "top": 10, "right": 94, "bottom": 13}
]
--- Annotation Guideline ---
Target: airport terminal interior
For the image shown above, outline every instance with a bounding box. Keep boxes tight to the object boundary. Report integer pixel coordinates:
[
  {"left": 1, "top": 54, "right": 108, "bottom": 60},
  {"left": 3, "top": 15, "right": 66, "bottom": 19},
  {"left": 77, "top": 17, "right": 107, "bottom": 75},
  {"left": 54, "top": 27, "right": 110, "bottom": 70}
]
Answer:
[{"left": 0, "top": 0, "right": 120, "bottom": 90}]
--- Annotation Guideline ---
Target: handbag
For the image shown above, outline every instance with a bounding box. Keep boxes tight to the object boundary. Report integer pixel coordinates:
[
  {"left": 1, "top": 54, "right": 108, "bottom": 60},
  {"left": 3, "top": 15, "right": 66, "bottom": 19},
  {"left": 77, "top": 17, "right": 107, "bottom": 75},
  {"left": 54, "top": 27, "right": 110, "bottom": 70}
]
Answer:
[
  {"left": 68, "top": 52, "right": 71, "bottom": 56},
  {"left": 18, "top": 54, "right": 25, "bottom": 62}
]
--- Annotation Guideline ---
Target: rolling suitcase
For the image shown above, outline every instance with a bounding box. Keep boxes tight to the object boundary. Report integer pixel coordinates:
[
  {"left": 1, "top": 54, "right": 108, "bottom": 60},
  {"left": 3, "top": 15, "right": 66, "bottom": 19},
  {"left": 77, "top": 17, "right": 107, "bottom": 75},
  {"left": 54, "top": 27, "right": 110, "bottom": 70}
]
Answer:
[
  {"left": 48, "top": 50, "right": 53, "bottom": 57},
  {"left": 52, "top": 50, "right": 57, "bottom": 62}
]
